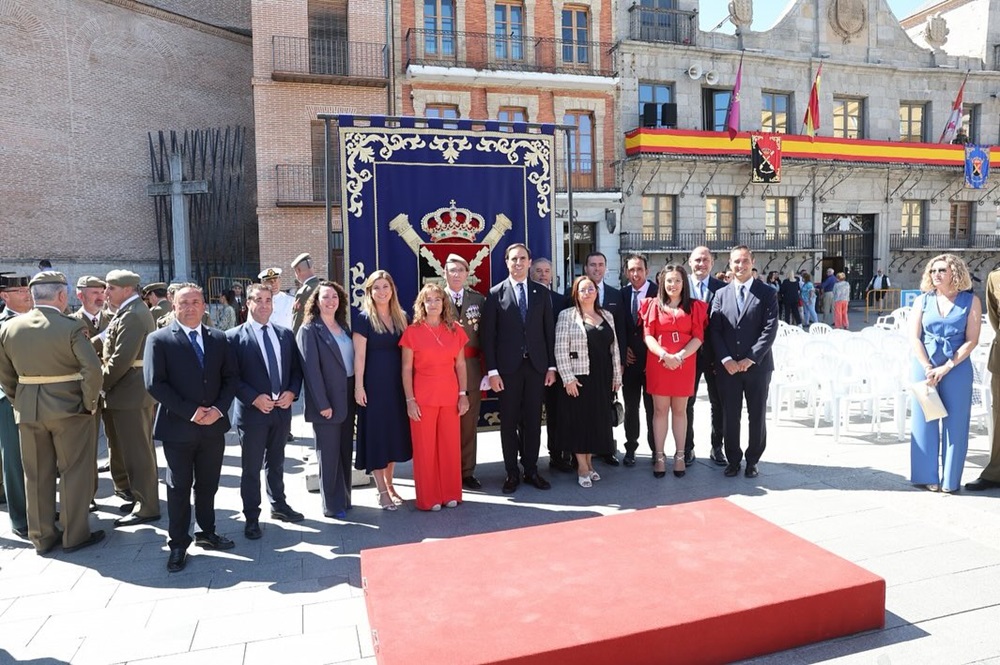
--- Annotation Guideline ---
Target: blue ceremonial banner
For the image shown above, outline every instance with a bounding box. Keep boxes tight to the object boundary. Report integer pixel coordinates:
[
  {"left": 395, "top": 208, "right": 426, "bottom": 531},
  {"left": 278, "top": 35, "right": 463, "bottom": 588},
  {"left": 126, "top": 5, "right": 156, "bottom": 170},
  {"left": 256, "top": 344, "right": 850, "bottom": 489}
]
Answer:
[
  {"left": 965, "top": 144, "right": 990, "bottom": 189},
  {"left": 338, "top": 116, "right": 556, "bottom": 314}
]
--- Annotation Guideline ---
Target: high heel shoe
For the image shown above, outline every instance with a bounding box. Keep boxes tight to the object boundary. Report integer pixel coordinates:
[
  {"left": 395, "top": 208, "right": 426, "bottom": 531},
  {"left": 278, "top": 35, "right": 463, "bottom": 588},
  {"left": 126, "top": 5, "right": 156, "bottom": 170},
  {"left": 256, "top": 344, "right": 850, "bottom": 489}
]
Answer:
[
  {"left": 577, "top": 474, "right": 593, "bottom": 488},
  {"left": 386, "top": 484, "right": 404, "bottom": 505},
  {"left": 673, "top": 452, "right": 686, "bottom": 478},
  {"left": 378, "top": 490, "right": 398, "bottom": 511},
  {"left": 653, "top": 453, "right": 666, "bottom": 479}
]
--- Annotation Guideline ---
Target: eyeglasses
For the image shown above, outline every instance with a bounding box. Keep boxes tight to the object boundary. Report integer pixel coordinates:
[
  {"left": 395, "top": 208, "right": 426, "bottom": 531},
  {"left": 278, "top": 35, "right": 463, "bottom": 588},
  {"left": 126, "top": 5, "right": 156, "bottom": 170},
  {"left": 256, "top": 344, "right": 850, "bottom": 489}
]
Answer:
[{"left": 578, "top": 287, "right": 597, "bottom": 294}]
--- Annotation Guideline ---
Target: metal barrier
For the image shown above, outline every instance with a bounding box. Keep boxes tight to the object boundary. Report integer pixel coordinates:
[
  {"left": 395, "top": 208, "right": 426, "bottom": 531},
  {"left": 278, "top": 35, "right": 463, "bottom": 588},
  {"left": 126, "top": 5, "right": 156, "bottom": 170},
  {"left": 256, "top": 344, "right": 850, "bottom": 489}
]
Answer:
[
  {"left": 864, "top": 289, "right": 901, "bottom": 322},
  {"left": 206, "top": 276, "right": 254, "bottom": 302}
]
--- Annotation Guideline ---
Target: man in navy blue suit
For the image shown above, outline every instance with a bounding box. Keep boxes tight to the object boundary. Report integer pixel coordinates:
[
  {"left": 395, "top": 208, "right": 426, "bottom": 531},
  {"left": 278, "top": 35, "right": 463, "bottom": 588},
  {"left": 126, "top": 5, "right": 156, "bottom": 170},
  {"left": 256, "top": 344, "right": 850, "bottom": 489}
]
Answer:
[
  {"left": 144, "top": 284, "right": 239, "bottom": 572},
  {"left": 619, "top": 254, "right": 656, "bottom": 466},
  {"left": 709, "top": 246, "right": 778, "bottom": 479},
  {"left": 482, "top": 243, "right": 557, "bottom": 493},
  {"left": 685, "top": 246, "right": 729, "bottom": 467},
  {"left": 226, "top": 284, "right": 304, "bottom": 541}
]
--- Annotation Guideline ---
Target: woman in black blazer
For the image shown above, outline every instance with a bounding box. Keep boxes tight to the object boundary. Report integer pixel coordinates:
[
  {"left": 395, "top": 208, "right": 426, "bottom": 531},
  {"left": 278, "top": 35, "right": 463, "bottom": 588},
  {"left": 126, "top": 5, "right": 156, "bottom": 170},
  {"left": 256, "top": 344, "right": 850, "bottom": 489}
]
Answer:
[{"left": 296, "top": 281, "right": 357, "bottom": 519}]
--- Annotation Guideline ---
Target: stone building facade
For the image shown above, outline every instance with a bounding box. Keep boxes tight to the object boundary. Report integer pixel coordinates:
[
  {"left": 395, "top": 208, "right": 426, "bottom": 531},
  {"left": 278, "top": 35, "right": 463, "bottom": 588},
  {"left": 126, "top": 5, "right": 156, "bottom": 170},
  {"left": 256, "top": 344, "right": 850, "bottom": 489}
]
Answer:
[
  {"left": 1, "top": 0, "right": 255, "bottom": 284},
  {"left": 616, "top": 0, "right": 1000, "bottom": 299}
]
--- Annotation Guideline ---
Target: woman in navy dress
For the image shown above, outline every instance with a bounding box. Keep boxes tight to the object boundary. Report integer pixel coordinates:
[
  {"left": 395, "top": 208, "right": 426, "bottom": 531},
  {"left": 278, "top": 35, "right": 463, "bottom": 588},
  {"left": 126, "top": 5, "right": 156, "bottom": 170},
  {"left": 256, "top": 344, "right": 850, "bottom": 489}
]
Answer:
[
  {"left": 909, "top": 254, "right": 981, "bottom": 493},
  {"left": 353, "top": 270, "right": 413, "bottom": 510}
]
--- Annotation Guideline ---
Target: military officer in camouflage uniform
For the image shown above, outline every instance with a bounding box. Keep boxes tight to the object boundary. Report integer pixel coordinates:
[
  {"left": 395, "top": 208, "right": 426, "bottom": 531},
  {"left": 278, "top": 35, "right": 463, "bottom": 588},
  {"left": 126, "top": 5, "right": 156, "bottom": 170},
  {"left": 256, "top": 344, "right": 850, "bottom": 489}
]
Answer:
[{"left": 0, "top": 272, "right": 104, "bottom": 553}]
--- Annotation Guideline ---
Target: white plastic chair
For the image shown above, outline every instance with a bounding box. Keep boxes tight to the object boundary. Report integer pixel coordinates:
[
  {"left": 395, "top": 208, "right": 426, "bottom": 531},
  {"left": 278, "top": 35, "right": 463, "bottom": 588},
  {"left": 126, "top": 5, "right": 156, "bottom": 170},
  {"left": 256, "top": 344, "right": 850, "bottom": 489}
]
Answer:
[{"left": 809, "top": 322, "right": 833, "bottom": 336}]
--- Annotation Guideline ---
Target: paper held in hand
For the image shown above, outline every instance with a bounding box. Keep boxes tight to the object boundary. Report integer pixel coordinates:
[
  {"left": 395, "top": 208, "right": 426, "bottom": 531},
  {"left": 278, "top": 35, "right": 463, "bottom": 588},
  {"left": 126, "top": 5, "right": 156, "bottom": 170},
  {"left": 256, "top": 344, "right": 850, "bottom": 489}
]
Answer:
[{"left": 910, "top": 380, "right": 948, "bottom": 421}]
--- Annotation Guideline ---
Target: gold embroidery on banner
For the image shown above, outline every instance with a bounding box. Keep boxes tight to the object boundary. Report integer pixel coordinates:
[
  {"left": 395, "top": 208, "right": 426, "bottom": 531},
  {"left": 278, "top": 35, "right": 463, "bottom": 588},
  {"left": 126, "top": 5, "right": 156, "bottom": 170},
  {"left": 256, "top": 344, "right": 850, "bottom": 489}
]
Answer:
[
  {"left": 428, "top": 136, "right": 472, "bottom": 164},
  {"left": 342, "top": 131, "right": 427, "bottom": 218}
]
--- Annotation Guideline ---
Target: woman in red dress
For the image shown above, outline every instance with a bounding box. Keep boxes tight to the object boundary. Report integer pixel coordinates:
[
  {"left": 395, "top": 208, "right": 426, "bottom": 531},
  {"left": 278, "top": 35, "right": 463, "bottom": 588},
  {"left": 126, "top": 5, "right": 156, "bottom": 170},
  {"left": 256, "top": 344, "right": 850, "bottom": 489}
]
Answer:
[
  {"left": 400, "top": 283, "right": 470, "bottom": 511},
  {"left": 641, "top": 265, "right": 708, "bottom": 479}
]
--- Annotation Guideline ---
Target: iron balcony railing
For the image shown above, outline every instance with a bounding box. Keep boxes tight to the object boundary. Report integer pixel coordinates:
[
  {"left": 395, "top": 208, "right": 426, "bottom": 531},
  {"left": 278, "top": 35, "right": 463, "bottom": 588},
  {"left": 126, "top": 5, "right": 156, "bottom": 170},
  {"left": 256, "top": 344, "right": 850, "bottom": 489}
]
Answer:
[
  {"left": 405, "top": 29, "right": 615, "bottom": 77},
  {"left": 555, "top": 160, "right": 619, "bottom": 193},
  {"left": 271, "top": 37, "right": 388, "bottom": 83},
  {"left": 620, "top": 231, "right": 824, "bottom": 253},
  {"left": 275, "top": 165, "right": 341, "bottom": 206},
  {"left": 888, "top": 232, "right": 1000, "bottom": 250},
  {"left": 627, "top": 6, "right": 698, "bottom": 45}
]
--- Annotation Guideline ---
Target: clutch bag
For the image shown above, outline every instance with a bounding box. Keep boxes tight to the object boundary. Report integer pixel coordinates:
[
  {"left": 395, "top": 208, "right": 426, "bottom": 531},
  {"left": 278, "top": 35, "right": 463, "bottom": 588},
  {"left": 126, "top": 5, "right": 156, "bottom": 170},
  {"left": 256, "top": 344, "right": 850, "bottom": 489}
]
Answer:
[{"left": 910, "top": 380, "right": 948, "bottom": 421}]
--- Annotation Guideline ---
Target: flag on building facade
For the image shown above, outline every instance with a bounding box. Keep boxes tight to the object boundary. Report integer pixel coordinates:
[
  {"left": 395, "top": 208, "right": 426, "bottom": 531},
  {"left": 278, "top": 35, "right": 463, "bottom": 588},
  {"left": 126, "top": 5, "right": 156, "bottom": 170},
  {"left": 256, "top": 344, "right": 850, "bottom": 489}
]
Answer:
[
  {"left": 939, "top": 73, "right": 969, "bottom": 143},
  {"left": 725, "top": 52, "right": 743, "bottom": 140},
  {"left": 751, "top": 133, "right": 782, "bottom": 183},
  {"left": 965, "top": 144, "right": 990, "bottom": 189},
  {"left": 802, "top": 63, "right": 822, "bottom": 139}
]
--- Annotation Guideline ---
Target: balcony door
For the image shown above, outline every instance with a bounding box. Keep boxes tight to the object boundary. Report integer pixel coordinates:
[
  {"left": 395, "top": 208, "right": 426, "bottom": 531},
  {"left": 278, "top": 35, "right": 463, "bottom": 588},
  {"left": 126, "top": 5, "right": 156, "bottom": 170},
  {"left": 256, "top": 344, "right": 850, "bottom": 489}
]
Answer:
[
  {"left": 563, "top": 111, "right": 595, "bottom": 191},
  {"left": 425, "top": 0, "right": 456, "bottom": 56},
  {"left": 638, "top": 0, "right": 676, "bottom": 43},
  {"left": 309, "top": 0, "right": 348, "bottom": 75},
  {"left": 495, "top": 1, "right": 525, "bottom": 63}
]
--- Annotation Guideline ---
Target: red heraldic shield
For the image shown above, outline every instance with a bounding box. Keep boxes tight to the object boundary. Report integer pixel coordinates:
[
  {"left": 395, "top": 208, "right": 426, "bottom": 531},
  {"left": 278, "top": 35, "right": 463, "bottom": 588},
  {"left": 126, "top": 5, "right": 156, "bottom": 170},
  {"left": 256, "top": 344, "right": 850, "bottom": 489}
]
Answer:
[
  {"left": 417, "top": 201, "right": 492, "bottom": 297},
  {"left": 751, "top": 133, "right": 782, "bottom": 183}
]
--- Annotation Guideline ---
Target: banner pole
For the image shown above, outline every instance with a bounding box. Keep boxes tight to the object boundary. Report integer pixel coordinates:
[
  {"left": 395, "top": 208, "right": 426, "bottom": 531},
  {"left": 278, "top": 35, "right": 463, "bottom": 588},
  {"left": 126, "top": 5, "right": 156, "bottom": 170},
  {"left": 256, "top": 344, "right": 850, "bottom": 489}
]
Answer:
[
  {"left": 324, "top": 117, "right": 334, "bottom": 280},
  {"left": 564, "top": 128, "right": 576, "bottom": 285}
]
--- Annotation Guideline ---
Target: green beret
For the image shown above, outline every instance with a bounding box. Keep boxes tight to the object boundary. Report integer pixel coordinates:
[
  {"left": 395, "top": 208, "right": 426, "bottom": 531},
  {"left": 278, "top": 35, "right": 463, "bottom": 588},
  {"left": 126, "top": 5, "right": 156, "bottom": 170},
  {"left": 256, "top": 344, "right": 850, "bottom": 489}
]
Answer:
[
  {"left": 445, "top": 253, "right": 469, "bottom": 270},
  {"left": 76, "top": 275, "right": 106, "bottom": 289},
  {"left": 291, "top": 253, "right": 311, "bottom": 269},
  {"left": 105, "top": 270, "right": 141, "bottom": 287},
  {"left": 142, "top": 282, "right": 168, "bottom": 296},
  {"left": 28, "top": 271, "right": 68, "bottom": 287}
]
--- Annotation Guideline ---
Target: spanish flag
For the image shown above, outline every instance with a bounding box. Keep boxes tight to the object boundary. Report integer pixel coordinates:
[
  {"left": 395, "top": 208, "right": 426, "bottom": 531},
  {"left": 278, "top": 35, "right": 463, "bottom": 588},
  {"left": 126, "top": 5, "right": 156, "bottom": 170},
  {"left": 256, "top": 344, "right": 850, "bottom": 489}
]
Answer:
[{"left": 802, "top": 63, "right": 822, "bottom": 139}]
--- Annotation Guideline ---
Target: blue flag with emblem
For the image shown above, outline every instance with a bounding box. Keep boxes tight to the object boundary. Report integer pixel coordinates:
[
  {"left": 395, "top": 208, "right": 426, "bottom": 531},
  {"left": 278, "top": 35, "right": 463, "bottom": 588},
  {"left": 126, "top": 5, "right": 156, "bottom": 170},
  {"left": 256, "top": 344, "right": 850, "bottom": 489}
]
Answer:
[{"left": 965, "top": 144, "right": 990, "bottom": 189}]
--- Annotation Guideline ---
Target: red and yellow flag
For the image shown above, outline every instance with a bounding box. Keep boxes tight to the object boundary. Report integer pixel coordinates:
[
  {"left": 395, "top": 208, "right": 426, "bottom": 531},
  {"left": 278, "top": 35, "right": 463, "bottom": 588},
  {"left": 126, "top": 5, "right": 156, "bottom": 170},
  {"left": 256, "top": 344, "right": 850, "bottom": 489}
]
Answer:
[{"left": 802, "top": 63, "right": 822, "bottom": 139}]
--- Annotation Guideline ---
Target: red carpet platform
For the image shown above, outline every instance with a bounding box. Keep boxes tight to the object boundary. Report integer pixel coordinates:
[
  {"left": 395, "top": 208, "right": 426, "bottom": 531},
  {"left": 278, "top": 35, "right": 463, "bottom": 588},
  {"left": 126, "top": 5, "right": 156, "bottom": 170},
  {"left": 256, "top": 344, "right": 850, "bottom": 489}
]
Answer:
[{"left": 361, "top": 499, "right": 885, "bottom": 664}]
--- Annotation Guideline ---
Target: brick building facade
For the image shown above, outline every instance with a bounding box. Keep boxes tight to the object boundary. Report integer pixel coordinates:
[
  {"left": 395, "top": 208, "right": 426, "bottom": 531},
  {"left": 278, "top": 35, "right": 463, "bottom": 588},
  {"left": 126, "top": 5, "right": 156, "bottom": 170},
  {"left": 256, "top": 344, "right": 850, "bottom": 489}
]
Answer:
[{"left": 1, "top": 0, "right": 255, "bottom": 284}]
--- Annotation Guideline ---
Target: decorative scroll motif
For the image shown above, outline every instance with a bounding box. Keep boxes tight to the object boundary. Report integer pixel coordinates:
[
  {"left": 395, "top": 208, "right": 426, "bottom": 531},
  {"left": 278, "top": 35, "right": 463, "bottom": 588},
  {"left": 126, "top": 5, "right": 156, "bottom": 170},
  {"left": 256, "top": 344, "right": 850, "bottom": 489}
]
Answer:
[
  {"left": 342, "top": 131, "right": 427, "bottom": 218},
  {"left": 828, "top": 0, "right": 866, "bottom": 43},
  {"left": 350, "top": 261, "right": 367, "bottom": 308},
  {"left": 923, "top": 13, "right": 949, "bottom": 51},
  {"left": 475, "top": 136, "right": 553, "bottom": 217},
  {"left": 728, "top": 0, "right": 753, "bottom": 31},
  {"left": 429, "top": 136, "right": 472, "bottom": 164}
]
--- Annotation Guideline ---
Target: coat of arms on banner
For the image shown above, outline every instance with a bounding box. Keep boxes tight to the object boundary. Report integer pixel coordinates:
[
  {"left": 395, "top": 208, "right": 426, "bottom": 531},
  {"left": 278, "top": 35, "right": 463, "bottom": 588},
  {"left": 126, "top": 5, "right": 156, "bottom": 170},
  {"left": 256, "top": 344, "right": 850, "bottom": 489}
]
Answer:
[
  {"left": 965, "top": 144, "right": 990, "bottom": 189},
  {"left": 751, "top": 133, "right": 782, "bottom": 183}
]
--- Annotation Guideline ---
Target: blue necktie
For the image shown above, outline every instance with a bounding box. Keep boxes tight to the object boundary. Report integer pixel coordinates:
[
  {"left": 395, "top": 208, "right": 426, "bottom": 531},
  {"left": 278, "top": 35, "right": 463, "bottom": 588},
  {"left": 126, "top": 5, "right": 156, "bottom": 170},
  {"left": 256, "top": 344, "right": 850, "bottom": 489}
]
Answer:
[
  {"left": 631, "top": 289, "right": 640, "bottom": 323},
  {"left": 261, "top": 324, "right": 282, "bottom": 396},
  {"left": 737, "top": 285, "right": 746, "bottom": 312},
  {"left": 517, "top": 282, "right": 528, "bottom": 322},
  {"left": 699, "top": 281, "right": 707, "bottom": 301},
  {"left": 188, "top": 330, "right": 205, "bottom": 367}
]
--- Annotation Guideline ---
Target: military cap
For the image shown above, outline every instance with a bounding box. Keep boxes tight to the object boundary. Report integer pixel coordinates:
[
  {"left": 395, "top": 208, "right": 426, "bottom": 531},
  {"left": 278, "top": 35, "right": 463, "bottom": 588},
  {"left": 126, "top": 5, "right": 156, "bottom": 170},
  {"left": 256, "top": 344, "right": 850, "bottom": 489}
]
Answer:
[
  {"left": 76, "top": 275, "right": 107, "bottom": 289},
  {"left": 105, "top": 270, "right": 141, "bottom": 287},
  {"left": 142, "top": 282, "right": 167, "bottom": 297},
  {"left": 291, "top": 253, "right": 311, "bottom": 269},
  {"left": 28, "top": 271, "right": 68, "bottom": 287},
  {"left": 258, "top": 267, "right": 282, "bottom": 280},
  {"left": 0, "top": 275, "right": 30, "bottom": 290},
  {"left": 445, "top": 253, "right": 470, "bottom": 270}
]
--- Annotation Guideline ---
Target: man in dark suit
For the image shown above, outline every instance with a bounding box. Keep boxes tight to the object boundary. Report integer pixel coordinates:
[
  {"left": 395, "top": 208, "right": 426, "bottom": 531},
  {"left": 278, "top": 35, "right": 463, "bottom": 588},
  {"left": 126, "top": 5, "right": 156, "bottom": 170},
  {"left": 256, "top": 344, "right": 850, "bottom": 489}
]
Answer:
[
  {"left": 709, "top": 246, "right": 778, "bottom": 479},
  {"left": 226, "top": 284, "right": 304, "bottom": 540},
  {"left": 482, "top": 243, "right": 556, "bottom": 493},
  {"left": 686, "top": 246, "right": 728, "bottom": 467},
  {"left": 531, "top": 257, "right": 571, "bottom": 472},
  {"left": 620, "top": 254, "right": 657, "bottom": 466},
  {"left": 144, "top": 284, "right": 239, "bottom": 572}
]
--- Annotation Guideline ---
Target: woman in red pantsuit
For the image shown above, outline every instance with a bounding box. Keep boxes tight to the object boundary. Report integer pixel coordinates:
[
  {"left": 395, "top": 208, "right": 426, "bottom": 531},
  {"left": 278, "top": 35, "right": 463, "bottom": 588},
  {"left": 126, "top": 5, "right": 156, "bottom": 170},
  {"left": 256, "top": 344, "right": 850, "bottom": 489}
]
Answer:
[
  {"left": 400, "top": 283, "right": 470, "bottom": 511},
  {"left": 641, "top": 265, "right": 707, "bottom": 479}
]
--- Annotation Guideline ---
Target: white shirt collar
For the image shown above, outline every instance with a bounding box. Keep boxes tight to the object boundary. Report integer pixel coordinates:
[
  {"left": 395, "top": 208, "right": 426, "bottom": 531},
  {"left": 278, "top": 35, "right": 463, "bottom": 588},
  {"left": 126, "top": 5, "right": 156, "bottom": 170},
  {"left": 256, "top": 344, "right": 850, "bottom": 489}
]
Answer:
[
  {"left": 732, "top": 275, "right": 754, "bottom": 289},
  {"left": 177, "top": 321, "right": 202, "bottom": 337}
]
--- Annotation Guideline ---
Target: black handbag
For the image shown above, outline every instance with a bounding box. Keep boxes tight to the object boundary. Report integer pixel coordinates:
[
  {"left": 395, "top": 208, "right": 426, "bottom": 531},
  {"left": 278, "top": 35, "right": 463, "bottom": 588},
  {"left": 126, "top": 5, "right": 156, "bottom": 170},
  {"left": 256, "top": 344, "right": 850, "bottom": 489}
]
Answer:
[{"left": 611, "top": 392, "right": 624, "bottom": 427}]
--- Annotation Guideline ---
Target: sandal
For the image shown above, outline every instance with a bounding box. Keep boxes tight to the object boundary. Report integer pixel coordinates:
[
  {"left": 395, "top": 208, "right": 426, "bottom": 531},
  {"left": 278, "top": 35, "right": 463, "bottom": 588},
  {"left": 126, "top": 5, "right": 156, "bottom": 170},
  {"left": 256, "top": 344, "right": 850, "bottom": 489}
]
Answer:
[
  {"left": 589, "top": 470, "right": 601, "bottom": 482},
  {"left": 378, "top": 490, "right": 398, "bottom": 511},
  {"left": 653, "top": 453, "right": 666, "bottom": 479},
  {"left": 673, "top": 452, "right": 686, "bottom": 478},
  {"left": 386, "top": 484, "right": 404, "bottom": 505},
  {"left": 578, "top": 474, "right": 593, "bottom": 488}
]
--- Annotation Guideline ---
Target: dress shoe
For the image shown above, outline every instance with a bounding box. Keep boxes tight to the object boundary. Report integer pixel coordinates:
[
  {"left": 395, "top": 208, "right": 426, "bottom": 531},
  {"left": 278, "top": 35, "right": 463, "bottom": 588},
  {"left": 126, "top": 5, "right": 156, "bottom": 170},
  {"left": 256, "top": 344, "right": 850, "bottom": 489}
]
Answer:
[
  {"left": 114, "top": 512, "right": 161, "bottom": 527},
  {"left": 287, "top": 432, "right": 295, "bottom": 442},
  {"left": 502, "top": 475, "right": 520, "bottom": 494},
  {"left": 548, "top": 456, "right": 573, "bottom": 473},
  {"left": 744, "top": 464, "right": 759, "bottom": 478},
  {"left": 12, "top": 526, "right": 29, "bottom": 539},
  {"left": 684, "top": 451, "right": 696, "bottom": 466},
  {"left": 270, "top": 506, "right": 305, "bottom": 523},
  {"left": 462, "top": 476, "right": 482, "bottom": 490},
  {"left": 244, "top": 520, "right": 262, "bottom": 540},
  {"left": 724, "top": 463, "right": 741, "bottom": 477},
  {"left": 709, "top": 448, "right": 728, "bottom": 466},
  {"left": 965, "top": 477, "right": 1000, "bottom": 492},
  {"left": 64, "top": 530, "right": 105, "bottom": 553},
  {"left": 324, "top": 510, "right": 347, "bottom": 519},
  {"left": 194, "top": 531, "right": 235, "bottom": 550},
  {"left": 522, "top": 472, "right": 551, "bottom": 490},
  {"left": 89, "top": 501, "right": 98, "bottom": 513},
  {"left": 167, "top": 548, "right": 187, "bottom": 573},
  {"left": 623, "top": 452, "right": 636, "bottom": 467},
  {"left": 114, "top": 489, "right": 136, "bottom": 503},
  {"left": 601, "top": 454, "right": 620, "bottom": 467},
  {"left": 445, "top": 500, "right": 458, "bottom": 508},
  {"left": 97, "top": 462, "right": 111, "bottom": 473}
]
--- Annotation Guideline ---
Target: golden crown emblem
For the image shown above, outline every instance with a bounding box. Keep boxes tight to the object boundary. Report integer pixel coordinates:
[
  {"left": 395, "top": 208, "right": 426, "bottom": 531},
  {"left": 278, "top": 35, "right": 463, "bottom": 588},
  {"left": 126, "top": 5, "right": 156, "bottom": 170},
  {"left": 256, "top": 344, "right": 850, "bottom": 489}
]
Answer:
[{"left": 420, "top": 200, "right": 485, "bottom": 243}]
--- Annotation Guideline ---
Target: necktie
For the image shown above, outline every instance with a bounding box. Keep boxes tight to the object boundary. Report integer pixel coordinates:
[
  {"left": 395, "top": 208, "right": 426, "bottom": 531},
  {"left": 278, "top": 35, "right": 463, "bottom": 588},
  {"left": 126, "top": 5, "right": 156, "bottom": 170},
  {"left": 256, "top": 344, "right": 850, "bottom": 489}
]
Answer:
[
  {"left": 517, "top": 282, "right": 528, "bottom": 322},
  {"left": 261, "top": 325, "right": 282, "bottom": 397},
  {"left": 188, "top": 330, "right": 205, "bottom": 367},
  {"left": 631, "top": 289, "right": 640, "bottom": 323},
  {"left": 699, "top": 281, "right": 707, "bottom": 301},
  {"left": 737, "top": 285, "right": 746, "bottom": 312}
]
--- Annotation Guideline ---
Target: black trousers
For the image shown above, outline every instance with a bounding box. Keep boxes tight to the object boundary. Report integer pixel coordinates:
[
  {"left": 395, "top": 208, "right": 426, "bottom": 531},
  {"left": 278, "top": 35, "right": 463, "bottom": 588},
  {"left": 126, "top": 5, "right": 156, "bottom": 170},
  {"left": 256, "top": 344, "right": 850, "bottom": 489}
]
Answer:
[
  {"left": 313, "top": 380, "right": 357, "bottom": 516},
  {"left": 238, "top": 416, "right": 292, "bottom": 520},
  {"left": 498, "top": 360, "right": 545, "bottom": 476},
  {"left": 715, "top": 367, "right": 772, "bottom": 467},
  {"left": 163, "top": 433, "right": 225, "bottom": 550},
  {"left": 685, "top": 357, "right": 724, "bottom": 456},
  {"left": 622, "top": 364, "right": 653, "bottom": 455}
]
